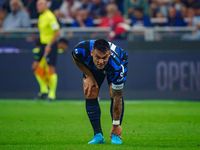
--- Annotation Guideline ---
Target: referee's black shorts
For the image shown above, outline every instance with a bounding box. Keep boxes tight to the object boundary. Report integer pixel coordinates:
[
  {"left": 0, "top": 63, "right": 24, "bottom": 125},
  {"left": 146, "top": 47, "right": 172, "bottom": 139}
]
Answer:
[{"left": 34, "top": 43, "right": 58, "bottom": 66}]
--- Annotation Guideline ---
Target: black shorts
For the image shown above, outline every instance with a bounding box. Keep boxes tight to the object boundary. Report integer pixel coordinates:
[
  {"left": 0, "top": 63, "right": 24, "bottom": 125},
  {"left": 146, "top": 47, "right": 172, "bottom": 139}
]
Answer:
[
  {"left": 83, "top": 69, "right": 111, "bottom": 88},
  {"left": 34, "top": 43, "right": 58, "bottom": 66}
]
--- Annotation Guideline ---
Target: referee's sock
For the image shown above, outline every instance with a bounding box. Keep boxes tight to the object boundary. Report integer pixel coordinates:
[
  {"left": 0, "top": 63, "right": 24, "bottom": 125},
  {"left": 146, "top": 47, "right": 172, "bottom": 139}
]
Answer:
[
  {"left": 86, "top": 98, "right": 103, "bottom": 135},
  {"left": 110, "top": 97, "right": 124, "bottom": 125},
  {"left": 48, "top": 73, "right": 58, "bottom": 100}
]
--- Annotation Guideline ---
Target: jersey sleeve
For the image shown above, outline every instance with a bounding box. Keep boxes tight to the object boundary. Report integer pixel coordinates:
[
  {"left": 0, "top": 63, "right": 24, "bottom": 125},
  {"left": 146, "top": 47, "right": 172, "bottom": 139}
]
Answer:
[
  {"left": 49, "top": 12, "right": 60, "bottom": 31},
  {"left": 111, "top": 65, "right": 127, "bottom": 91},
  {"left": 72, "top": 41, "right": 86, "bottom": 64},
  {"left": 110, "top": 47, "right": 128, "bottom": 91}
]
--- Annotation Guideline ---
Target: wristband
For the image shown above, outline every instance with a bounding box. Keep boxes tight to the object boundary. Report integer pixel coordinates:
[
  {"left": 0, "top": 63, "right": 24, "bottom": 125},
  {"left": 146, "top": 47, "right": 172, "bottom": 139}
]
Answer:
[{"left": 113, "top": 120, "right": 120, "bottom": 125}]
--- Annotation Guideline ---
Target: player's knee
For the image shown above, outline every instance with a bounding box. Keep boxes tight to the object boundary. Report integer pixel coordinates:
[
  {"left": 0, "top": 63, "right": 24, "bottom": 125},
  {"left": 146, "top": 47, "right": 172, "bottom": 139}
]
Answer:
[{"left": 85, "top": 86, "right": 99, "bottom": 99}]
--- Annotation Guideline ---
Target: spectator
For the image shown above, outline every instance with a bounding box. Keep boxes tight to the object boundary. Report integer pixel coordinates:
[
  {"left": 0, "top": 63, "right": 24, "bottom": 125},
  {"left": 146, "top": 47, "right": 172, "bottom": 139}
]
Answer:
[
  {"left": 185, "top": 7, "right": 196, "bottom": 26},
  {"left": 0, "top": 0, "right": 10, "bottom": 13},
  {"left": 113, "top": 0, "right": 124, "bottom": 14},
  {"left": 48, "top": 0, "right": 63, "bottom": 12},
  {"left": 179, "top": 0, "right": 200, "bottom": 23},
  {"left": 166, "top": 5, "right": 186, "bottom": 26},
  {"left": 71, "top": 9, "right": 94, "bottom": 27},
  {"left": 54, "top": 9, "right": 65, "bottom": 27},
  {"left": 131, "top": 7, "right": 152, "bottom": 28},
  {"left": 182, "top": 8, "right": 200, "bottom": 40},
  {"left": 180, "top": 0, "right": 200, "bottom": 9},
  {"left": 124, "top": 0, "right": 149, "bottom": 18},
  {"left": 181, "top": 4, "right": 188, "bottom": 18},
  {"left": 192, "top": 8, "right": 200, "bottom": 32},
  {"left": 90, "top": 0, "right": 106, "bottom": 19},
  {"left": 152, "top": 11, "right": 167, "bottom": 27},
  {"left": 22, "top": 0, "right": 39, "bottom": 19},
  {"left": 58, "top": 0, "right": 81, "bottom": 19},
  {"left": 103, "top": 0, "right": 124, "bottom": 14},
  {"left": 80, "top": 0, "right": 93, "bottom": 12},
  {"left": 149, "top": 0, "right": 174, "bottom": 18},
  {"left": 2, "top": 0, "right": 31, "bottom": 29},
  {"left": 0, "top": 9, "right": 7, "bottom": 28},
  {"left": 98, "top": 3, "right": 129, "bottom": 40}
]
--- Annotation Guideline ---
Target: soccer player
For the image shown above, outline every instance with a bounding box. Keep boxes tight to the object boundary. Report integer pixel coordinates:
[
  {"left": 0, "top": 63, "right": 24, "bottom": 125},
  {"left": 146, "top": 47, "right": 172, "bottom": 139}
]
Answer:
[
  {"left": 31, "top": 0, "right": 60, "bottom": 101},
  {"left": 72, "top": 39, "right": 128, "bottom": 144}
]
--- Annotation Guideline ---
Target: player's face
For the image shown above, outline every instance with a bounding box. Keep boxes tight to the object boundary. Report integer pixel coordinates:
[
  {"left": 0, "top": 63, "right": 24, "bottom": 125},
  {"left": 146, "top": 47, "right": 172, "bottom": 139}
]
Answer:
[{"left": 91, "top": 49, "right": 111, "bottom": 69}]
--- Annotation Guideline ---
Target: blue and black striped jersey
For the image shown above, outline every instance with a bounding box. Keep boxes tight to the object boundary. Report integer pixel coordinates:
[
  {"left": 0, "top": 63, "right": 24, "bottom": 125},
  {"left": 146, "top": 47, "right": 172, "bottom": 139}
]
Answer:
[{"left": 72, "top": 40, "right": 128, "bottom": 88}]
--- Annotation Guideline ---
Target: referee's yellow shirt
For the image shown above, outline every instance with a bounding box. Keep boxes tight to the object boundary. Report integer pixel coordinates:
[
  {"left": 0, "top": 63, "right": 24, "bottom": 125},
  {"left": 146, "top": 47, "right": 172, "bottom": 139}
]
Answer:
[{"left": 38, "top": 9, "right": 60, "bottom": 44}]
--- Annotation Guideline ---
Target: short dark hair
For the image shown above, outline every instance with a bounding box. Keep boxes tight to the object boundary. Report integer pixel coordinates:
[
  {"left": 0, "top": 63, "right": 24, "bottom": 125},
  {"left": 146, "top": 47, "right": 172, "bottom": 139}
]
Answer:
[
  {"left": 93, "top": 39, "right": 110, "bottom": 53},
  {"left": 59, "top": 38, "right": 69, "bottom": 45}
]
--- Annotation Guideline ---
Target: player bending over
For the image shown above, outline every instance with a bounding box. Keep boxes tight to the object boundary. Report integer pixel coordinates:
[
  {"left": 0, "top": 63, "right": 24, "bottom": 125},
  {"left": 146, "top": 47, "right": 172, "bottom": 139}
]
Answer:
[{"left": 72, "top": 39, "right": 128, "bottom": 144}]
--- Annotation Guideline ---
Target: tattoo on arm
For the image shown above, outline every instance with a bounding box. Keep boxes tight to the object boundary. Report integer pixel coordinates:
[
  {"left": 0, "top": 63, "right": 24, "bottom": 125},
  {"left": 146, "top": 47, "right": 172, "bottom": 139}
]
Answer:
[{"left": 112, "top": 89, "right": 123, "bottom": 121}]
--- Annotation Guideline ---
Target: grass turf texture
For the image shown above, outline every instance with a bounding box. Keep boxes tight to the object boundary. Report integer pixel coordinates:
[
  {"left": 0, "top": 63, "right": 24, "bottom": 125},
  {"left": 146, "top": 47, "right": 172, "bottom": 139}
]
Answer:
[{"left": 0, "top": 99, "right": 200, "bottom": 150}]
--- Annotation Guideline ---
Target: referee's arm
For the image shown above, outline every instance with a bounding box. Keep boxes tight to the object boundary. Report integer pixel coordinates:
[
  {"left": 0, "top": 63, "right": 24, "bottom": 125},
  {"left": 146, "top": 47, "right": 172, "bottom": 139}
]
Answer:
[
  {"left": 44, "top": 29, "right": 60, "bottom": 55},
  {"left": 48, "top": 29, "right": 61, "bottom": 46}
]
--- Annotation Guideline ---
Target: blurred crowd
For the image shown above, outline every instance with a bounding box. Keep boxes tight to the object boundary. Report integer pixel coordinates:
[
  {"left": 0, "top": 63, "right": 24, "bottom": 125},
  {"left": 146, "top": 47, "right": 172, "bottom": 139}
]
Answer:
[{"left": 1, "top": 0, "right": 200, "bottom": 40}]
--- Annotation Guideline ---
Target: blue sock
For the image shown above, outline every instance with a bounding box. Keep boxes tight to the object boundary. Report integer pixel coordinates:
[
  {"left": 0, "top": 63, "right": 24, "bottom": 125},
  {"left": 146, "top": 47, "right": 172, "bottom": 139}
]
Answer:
[
  {"left": 110, "top": 97, "right": 124, "bottom": 125},
  {"left": 86, "top": 98, "right": 102, "bottom": 135}
]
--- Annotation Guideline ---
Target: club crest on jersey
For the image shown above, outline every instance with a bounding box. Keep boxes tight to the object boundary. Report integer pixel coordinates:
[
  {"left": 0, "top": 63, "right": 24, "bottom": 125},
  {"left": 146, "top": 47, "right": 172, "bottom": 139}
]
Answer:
[{"left": 74, "top": 49, "right": 78, "bottom": 54}]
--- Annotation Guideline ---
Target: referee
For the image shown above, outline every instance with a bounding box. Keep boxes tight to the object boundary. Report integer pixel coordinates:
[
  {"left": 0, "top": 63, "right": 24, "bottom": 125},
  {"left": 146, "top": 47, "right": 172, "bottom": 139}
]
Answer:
[{"left": 31, "top": 0, "right": 60, "bottom": 101}]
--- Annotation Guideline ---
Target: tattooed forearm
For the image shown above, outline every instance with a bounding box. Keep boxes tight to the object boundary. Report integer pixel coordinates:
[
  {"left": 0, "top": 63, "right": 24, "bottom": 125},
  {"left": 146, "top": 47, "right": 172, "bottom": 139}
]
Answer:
[{"left": 112, "top": 89, "right": 123, "bottom": 121}]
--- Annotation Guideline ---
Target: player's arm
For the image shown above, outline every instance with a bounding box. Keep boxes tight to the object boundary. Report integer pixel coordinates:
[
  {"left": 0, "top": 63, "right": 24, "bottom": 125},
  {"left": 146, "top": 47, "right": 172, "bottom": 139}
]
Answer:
[
  {"left": 72, "top": 53, "right": 99, "bottom": 97},
  {"left": 72, "top": 54, "right": 94, "bottom": 79},
  {"left": 112, "top": 89, "right": 123, "bottom": 122},
  {"left": 110, "top": 88, "right": 123, "bottom": 138}
]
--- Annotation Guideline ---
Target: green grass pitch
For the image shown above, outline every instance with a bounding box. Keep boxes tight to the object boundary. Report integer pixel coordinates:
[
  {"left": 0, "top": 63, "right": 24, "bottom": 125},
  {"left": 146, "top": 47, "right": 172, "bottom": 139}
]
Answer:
[{"left": 0, "top": 99, "right": 200, "bottom": 150}]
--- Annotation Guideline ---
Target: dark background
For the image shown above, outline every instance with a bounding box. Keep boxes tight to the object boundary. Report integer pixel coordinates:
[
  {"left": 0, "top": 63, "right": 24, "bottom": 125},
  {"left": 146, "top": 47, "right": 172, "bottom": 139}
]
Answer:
[{"left": 0, "top": 40, "right": 199, "bottom": 100}]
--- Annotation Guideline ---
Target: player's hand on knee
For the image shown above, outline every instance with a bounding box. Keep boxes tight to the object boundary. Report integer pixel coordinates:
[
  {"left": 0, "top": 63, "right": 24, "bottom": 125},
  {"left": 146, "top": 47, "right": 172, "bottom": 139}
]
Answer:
[
  {"left": 110, "top": 125, "right": 122, "bottom": 139},
  {"left": 83, "top": 76, "right": 99, "bottom": 97}
]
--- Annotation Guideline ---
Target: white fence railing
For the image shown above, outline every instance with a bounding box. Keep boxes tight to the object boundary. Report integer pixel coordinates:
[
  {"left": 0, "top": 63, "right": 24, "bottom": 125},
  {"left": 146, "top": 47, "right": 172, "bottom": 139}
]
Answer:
[{"left": 0, "top": 26, "right": 197, "bottom": 41}]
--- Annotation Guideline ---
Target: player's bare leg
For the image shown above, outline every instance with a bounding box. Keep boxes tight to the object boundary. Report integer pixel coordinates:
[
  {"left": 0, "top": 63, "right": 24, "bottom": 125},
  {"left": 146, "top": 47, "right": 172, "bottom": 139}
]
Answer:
[{"left": 83, "top": 77, "right": 105, "bottom": 144}]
